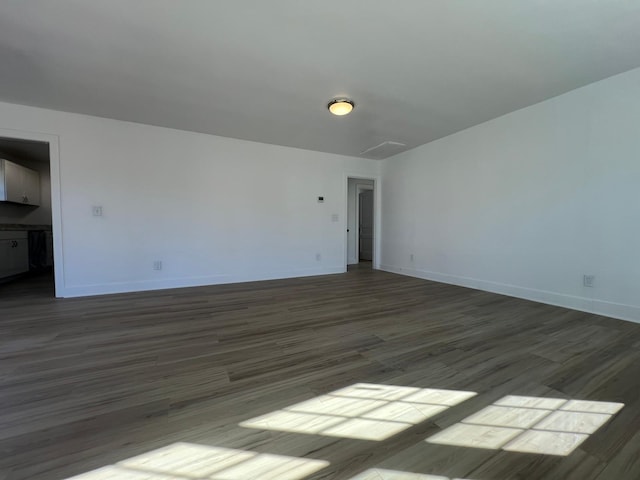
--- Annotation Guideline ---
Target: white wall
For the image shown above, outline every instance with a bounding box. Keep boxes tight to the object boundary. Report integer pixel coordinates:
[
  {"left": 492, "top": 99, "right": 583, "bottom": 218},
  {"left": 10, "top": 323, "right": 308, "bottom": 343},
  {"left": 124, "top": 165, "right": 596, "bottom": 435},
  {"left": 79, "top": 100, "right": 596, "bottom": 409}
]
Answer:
[
  {"left": 347, "top": 178, "right": 374, "bottom": 264},
  {"left": 0, "top": 156, "right": 52, "bottom": 226},
  {"left": 381, "top": 67, "right": 640, "bottom": 323},
  {"left": 0, "top": 101, "right": 379, "bottom": 297}
]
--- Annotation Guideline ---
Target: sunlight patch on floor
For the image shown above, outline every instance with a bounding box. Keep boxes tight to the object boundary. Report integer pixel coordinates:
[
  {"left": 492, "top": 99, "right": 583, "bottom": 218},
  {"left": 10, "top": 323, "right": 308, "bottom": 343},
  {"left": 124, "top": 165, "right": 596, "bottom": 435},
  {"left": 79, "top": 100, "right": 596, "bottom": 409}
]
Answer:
[
  {"left": 348, "top": 467, "right": 473, "bottom": 480},
  {"left": 64, "top": 466, "right": 182, "bottom": 480},
  {"left": 240, "top": 383, "right": 477, "bottom": 441},
  {"left": 65, "top": 442, "right": 329, "bottom": 480},
  {"left": 427, "top": 395, "right": 624, "bottom": 456}
]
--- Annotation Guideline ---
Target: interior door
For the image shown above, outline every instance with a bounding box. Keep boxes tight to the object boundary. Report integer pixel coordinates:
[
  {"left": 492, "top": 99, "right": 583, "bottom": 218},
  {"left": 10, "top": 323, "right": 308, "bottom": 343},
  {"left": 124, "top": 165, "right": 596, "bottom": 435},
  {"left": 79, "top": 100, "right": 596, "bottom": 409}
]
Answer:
[{"left": 359, "top": 190, "right": 374, "bottom": 261}]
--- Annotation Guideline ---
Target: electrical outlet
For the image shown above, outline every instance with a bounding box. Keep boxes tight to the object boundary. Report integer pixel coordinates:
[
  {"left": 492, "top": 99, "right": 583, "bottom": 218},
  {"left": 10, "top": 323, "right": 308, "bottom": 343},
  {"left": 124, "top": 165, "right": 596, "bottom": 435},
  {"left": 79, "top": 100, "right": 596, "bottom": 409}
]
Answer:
[
  {"left": 153, "top": 260, "right": 163, "bottom": 271},
  {"left": 583, "top": 275, "right": 595, "bottom": 287},
  {"left": 315, "top": 253, "right": 321, "bottom": 261},
  {"left": 410, "top": 253, "right": 414, "bottom": 262},
  {"left": 92, "top": 206, "right": 103, "bottom": 217}
]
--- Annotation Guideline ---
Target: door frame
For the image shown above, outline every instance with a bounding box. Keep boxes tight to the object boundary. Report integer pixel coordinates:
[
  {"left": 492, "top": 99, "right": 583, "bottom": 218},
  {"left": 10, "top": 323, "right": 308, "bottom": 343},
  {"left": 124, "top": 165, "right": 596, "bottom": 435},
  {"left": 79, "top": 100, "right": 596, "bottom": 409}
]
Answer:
[
  {"left": 344, "top": 174, "right": 381, "bottom": 270},
  {"left": 0, "top": 127, "right": 64, "bottom": 297},
  {"left": 356, "top": 183, "right": 373, "bottom": 262}
]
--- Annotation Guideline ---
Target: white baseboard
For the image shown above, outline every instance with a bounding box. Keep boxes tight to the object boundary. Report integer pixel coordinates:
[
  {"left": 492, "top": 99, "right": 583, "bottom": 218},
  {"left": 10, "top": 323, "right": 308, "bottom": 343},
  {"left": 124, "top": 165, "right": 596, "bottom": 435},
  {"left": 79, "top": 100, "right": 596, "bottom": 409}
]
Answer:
[
  {"left": 379, "top": 264, "right": 640, "bottom": 324},
  {"left": 60, "top": 266, "right": 345, "bottom": 298}
]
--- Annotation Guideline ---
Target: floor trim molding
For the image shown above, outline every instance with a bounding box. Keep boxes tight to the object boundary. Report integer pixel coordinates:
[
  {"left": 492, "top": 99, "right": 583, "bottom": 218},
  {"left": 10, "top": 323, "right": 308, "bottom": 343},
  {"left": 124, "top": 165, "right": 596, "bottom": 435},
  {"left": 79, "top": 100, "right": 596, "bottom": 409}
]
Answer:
[
  {"left": 62, "top": 267, "right": 345, "bottom": 297},
  {"left": 379, "top": 264, "right": 640, "bottom": 324}
]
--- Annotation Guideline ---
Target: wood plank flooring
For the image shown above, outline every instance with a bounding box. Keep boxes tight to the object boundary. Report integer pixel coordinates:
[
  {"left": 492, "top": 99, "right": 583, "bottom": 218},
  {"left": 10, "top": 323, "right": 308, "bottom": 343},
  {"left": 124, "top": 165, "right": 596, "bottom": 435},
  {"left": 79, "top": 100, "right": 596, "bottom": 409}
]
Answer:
[{"left": 1, "top": 268, "right": 640, "bottom": 480}]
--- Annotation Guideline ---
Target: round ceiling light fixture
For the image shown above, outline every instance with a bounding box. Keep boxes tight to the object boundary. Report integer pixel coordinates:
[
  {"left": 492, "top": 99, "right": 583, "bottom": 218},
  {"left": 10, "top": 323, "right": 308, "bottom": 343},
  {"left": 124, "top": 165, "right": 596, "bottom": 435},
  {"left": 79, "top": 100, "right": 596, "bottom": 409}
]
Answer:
[{"left": 328, "top": 98, "right": 355, "bottom": 116}]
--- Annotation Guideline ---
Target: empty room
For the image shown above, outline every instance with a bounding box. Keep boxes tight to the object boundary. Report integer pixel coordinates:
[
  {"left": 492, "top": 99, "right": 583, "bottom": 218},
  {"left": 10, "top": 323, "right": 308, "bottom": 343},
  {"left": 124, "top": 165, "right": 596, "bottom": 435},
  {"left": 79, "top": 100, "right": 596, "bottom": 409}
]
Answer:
[{"left": 1, "top": 2, "right": 640, "bottom": 480}]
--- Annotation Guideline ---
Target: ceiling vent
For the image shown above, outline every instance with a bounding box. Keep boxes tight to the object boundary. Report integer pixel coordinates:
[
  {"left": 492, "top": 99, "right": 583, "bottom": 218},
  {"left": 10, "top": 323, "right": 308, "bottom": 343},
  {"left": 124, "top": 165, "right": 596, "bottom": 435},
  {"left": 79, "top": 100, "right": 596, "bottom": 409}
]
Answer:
[{"left": 359, "top": 141, "right": 407, "bottom": 159}]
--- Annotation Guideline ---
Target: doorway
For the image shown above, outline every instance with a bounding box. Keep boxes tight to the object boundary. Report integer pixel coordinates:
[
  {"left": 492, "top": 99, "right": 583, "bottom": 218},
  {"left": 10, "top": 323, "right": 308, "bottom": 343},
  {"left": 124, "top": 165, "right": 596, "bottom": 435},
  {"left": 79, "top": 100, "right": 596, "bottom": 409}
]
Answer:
[
  {"left": 346, "top": 177, "right": 376, "bottom": 270},
  {"left": 358, "top": 188, "right": 374, "bottom": 262},
  {"left": 0, "top": 130, "right": 61, "bottom": 297}
]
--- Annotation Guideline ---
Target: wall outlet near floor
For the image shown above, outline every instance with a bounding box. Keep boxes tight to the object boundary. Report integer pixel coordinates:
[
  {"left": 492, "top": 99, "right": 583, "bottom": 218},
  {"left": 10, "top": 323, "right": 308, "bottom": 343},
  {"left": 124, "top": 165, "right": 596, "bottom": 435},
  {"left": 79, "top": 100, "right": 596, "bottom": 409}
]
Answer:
[
  {"left": 315, "top": 253, "right": 321, "bottom": 261},
  {"left": 410, "top": 253, "right": 414, "bottom": 262},
  {"left": 583, "top": 275, "right": 595, "bottom": 287},
  {"left": 153, "top": 260, "right": 163, "bottom": 271}
]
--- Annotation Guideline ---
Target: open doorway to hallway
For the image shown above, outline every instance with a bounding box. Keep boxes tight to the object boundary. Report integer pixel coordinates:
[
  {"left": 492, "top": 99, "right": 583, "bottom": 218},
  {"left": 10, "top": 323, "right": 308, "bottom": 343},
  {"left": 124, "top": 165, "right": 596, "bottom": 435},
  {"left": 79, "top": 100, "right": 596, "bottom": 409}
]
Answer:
[{"left": 347, "top": 177, "right": 375, "bottom": 271}]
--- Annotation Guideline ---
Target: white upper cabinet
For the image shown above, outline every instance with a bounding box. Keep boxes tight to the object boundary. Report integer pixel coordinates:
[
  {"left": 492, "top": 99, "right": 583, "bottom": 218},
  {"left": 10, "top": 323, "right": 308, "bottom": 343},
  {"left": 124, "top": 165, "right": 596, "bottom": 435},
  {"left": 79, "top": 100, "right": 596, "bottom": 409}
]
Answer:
[{"left": 0, "top": 158, "right": 41, "bottom": 206}]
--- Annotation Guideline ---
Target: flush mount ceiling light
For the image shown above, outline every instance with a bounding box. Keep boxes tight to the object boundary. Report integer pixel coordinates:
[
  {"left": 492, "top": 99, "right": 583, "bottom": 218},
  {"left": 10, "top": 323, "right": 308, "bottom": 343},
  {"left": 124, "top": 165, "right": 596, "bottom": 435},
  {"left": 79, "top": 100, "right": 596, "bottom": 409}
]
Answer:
[{"left": 328, "top": 98, "right": 354, "bottom": 116}]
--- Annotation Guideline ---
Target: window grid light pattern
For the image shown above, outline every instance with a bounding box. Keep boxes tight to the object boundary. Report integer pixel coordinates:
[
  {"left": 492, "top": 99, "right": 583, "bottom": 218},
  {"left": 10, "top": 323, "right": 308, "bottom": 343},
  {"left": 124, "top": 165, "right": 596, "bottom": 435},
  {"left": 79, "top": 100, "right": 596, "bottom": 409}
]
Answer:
[
  {"left": 348, "top": 467, "right": 473, "bottom": 480},
  {"left": 427, "top": 395, "right": 624, "bottom": 456},
  {"left": 240, "top": 383, "right": 477, "bottom": 441},
  {"left": 65, "top": 442, "right": 329, "bottom": 480}
]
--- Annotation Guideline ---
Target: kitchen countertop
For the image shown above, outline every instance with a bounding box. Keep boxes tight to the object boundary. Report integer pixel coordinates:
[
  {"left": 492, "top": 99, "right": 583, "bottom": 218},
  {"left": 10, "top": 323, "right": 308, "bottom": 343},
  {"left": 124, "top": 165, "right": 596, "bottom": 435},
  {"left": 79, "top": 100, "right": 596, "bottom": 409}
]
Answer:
[{"left": 0, "top": 224, "right": 52, "bottom": 231}]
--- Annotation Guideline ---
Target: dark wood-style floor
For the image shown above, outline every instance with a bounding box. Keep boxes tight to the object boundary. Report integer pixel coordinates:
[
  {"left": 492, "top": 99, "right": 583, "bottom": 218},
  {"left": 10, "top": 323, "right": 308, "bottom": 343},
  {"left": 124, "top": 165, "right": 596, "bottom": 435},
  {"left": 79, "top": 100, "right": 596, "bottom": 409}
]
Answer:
[{"left": 1, "top": 267, "right": 640, "bottom": 480}]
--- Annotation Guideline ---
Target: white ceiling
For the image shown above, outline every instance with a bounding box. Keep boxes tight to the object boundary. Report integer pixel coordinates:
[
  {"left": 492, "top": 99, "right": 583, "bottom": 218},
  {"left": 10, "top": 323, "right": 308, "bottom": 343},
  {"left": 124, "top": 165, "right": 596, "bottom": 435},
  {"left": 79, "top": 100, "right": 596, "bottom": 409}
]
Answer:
[{"left": 1, "top": 1, "right": 640, "bottom": 159}]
